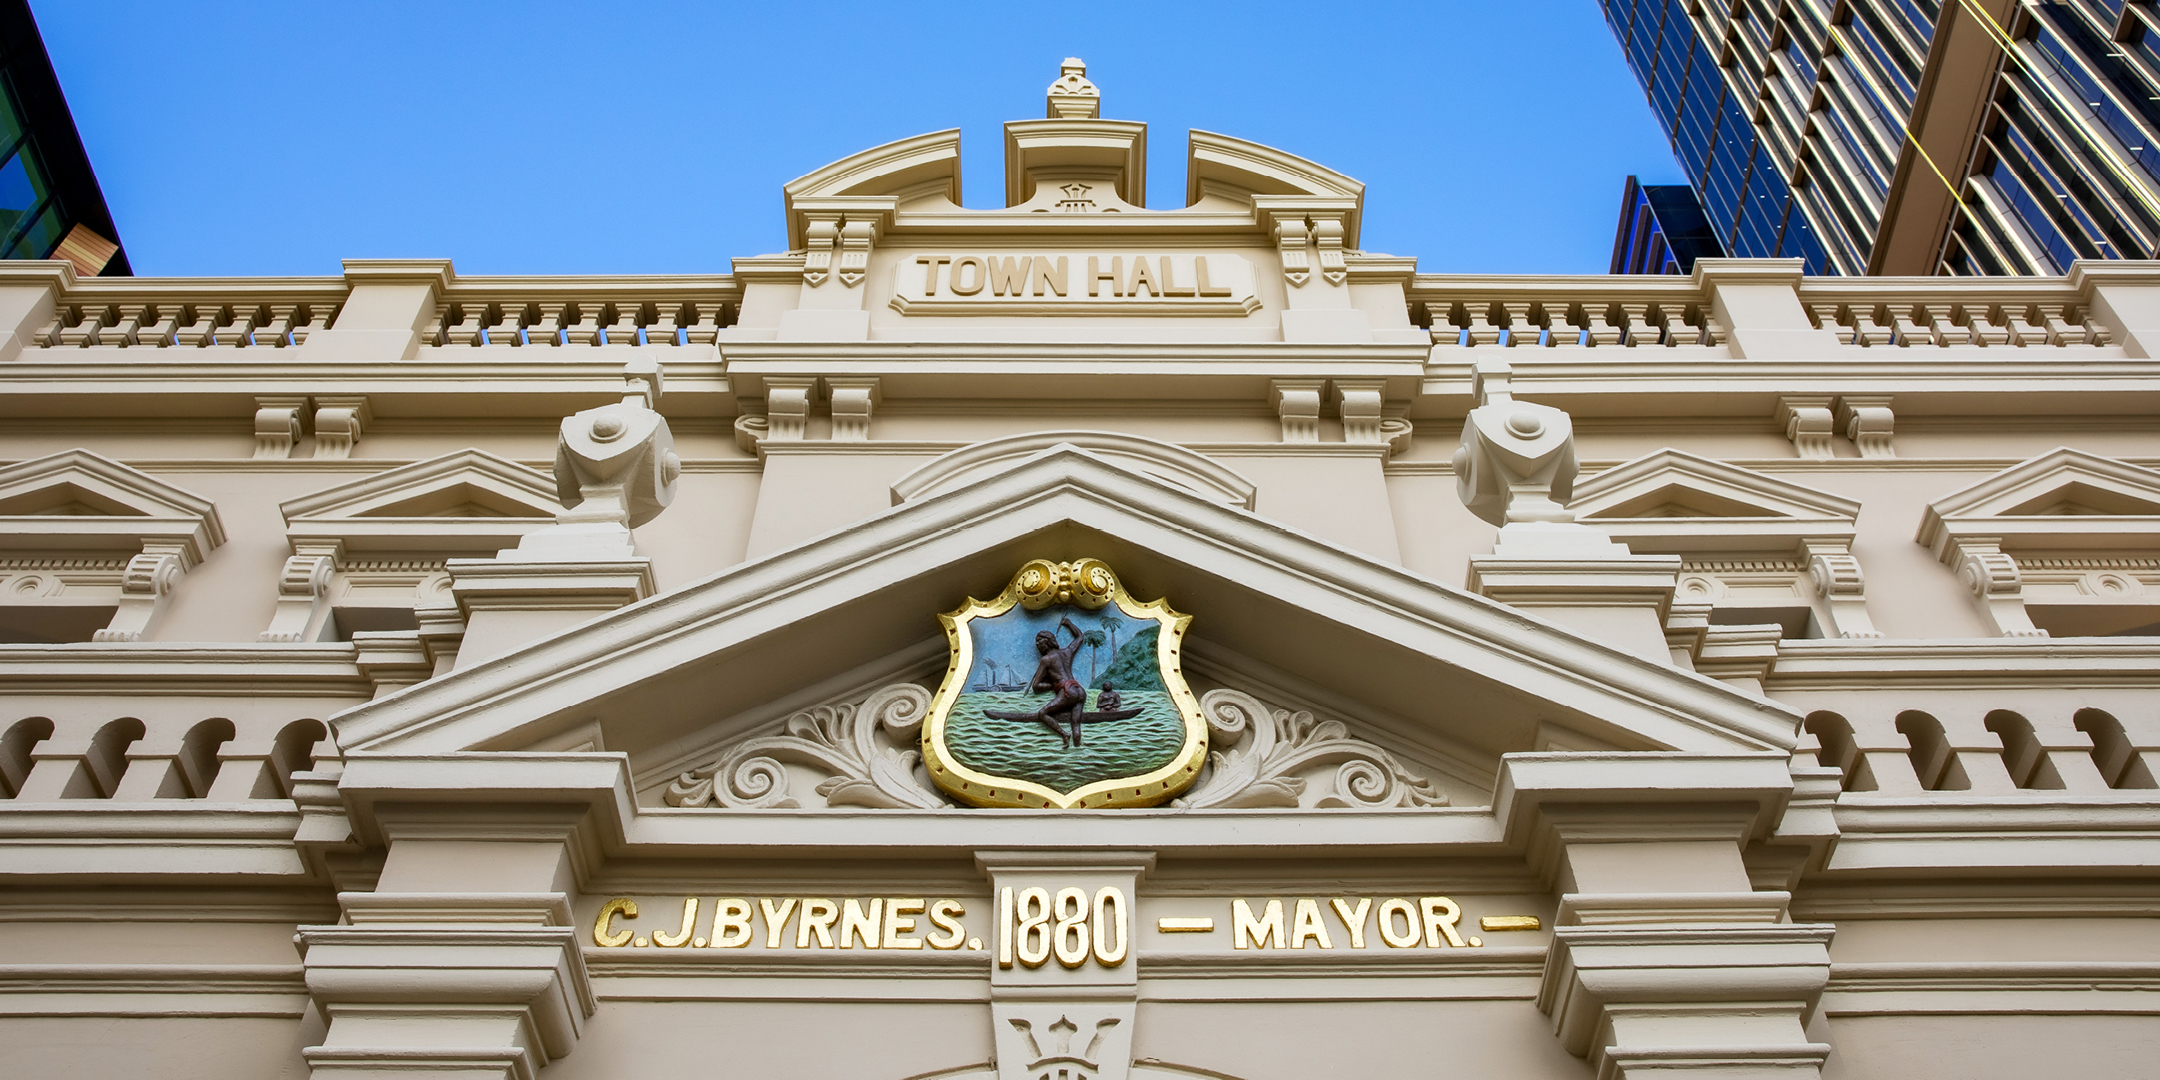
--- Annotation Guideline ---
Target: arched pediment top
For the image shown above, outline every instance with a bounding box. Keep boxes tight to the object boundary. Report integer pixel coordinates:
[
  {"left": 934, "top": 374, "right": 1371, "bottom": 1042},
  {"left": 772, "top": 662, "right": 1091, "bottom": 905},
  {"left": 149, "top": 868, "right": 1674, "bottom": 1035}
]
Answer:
[
  {"left": 1917, "top": 447, "right": 2160, "bottom": 554},
  {"left": 783, "top": 129, "right": 962, "bottom": 248},
  {"left": 890, "top": 431, "right": 1257, "bottom": 510},
  {"left": 0, "top": 449, "right": 224, "bottom": 564},
  {"left": 1187, "top": 130, "right": 1365, "bottom": 242}
]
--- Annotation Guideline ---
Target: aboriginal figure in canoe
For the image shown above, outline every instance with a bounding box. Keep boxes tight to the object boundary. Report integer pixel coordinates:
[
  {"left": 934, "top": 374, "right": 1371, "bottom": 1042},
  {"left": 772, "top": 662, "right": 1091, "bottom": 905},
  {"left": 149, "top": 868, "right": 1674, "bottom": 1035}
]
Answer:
[{"left": 982, "top": 614, "right": 1142, "bottom": 747}]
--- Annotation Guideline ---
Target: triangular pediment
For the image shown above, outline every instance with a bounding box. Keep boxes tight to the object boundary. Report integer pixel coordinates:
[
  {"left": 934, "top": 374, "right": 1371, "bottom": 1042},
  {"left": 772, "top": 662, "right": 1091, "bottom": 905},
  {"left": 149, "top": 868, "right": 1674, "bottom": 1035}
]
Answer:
[
  {"left": 0, "top": 449, "right": 223, "bottom": 563},
  {"left": 1569, "top": 449, "right": 1859, "bottom": 554},
  {"left": 330, "top": 446, "right": 1798, "bottom": 808},
  {"left": 1918, "top": 448, "right": 2160, "bottom": 555},
  {"left": 281, "top": 449, "right": 562, "bottom": 554}
]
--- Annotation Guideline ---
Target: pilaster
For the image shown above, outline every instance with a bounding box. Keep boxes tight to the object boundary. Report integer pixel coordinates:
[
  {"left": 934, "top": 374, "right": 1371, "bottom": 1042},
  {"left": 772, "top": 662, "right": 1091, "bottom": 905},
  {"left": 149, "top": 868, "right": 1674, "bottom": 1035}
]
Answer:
[
  {"left": 977, "top": 850, "right": 1152, "bottom": 1080},
  {"left": 299, "top": 806, "right": 598, "bottom": 1080}
]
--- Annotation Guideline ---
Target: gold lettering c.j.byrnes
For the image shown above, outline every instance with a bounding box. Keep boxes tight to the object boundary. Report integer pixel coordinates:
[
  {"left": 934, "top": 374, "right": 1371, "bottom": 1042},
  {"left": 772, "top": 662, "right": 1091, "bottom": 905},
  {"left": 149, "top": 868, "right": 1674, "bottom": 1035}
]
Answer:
[
  {"left": 916, "top": 255, "right": 1234, "bottom": 298},
  {"left": 593, "top": 896, "right": 970, "bottom": 951}
]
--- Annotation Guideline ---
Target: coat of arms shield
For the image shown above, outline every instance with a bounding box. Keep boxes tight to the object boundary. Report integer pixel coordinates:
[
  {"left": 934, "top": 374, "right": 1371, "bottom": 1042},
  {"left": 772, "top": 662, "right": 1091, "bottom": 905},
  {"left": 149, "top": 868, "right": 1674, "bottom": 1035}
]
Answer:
[{"left": 922, "top": 559, "right": 1207, "bottom": 809}]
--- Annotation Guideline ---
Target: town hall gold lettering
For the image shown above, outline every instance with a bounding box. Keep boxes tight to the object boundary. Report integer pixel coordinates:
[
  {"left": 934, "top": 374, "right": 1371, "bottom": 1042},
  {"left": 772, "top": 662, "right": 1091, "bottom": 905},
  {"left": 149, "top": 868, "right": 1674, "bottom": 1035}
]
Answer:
[{"left": 916, "top": 254, "right": 1235, "bottom": 300}]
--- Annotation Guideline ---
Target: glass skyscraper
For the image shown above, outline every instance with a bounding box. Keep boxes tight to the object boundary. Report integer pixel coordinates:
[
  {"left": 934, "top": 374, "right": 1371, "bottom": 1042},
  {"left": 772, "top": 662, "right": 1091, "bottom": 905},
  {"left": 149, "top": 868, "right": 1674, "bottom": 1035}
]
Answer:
[
  {"left": 1603, "top": 0, "right": 2160, "bottom": 276},
  {"left": 0, "top": 0, "right": 126, "bottom": 275}
]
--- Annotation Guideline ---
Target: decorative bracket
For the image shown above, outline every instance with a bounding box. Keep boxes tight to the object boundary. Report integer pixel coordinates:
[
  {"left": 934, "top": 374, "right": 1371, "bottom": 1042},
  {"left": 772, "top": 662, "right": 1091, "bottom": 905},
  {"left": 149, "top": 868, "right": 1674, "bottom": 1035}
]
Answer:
[
  {"left": 254, "top": 396, "right": 306, "bottom": 460},
  {"left": 1775, "top": 396, "right": 1835, "bottom": 460},
  {"left": 1836, "top": 395, "right": 1895, "bottom": 458}
]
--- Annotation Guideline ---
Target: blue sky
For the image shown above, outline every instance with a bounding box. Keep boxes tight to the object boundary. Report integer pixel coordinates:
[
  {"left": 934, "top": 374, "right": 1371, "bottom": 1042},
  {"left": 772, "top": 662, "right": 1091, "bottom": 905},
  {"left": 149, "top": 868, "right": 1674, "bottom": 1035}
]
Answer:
[{"left": 34, "top": 1, "right": 1686, "bottom": 278}]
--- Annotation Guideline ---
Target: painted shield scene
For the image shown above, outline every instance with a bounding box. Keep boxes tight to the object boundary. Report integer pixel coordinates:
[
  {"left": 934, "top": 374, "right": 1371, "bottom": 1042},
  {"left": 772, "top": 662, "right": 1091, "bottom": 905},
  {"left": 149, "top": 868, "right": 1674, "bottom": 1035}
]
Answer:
[{"left": 923, "top": 559, "right": 1207, "bottom": 809}]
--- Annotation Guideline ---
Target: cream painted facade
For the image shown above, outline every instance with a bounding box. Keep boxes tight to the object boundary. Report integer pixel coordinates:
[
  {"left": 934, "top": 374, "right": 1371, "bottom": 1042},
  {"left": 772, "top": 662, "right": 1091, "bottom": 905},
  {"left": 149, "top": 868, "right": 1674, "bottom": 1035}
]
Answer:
[{"left": 3, "top": 63, "right": 2160, "bottom": 1080}]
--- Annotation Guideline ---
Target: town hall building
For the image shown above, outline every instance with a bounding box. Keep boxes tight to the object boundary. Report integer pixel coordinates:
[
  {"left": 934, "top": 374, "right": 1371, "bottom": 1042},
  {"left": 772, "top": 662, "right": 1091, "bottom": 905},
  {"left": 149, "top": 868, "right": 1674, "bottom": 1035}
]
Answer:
[{"left": 2, "top": 61, "right": 2159, "bottom": 1080}]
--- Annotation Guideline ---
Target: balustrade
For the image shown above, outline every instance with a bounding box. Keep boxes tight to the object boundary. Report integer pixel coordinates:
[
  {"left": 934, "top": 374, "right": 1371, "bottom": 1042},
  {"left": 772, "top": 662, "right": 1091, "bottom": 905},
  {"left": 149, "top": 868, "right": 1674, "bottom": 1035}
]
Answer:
[
  {"left": 0, "top": 713, "right": 327, "bottom": 802},
  {"left": 1805, "top": 706, "right": 2160, "bottom": 796}
]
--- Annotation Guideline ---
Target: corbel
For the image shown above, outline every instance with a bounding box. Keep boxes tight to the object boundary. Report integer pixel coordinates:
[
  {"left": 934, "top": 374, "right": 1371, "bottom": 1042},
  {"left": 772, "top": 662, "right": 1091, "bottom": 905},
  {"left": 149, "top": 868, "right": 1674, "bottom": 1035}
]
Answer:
[
  {"left": 1799, "top": 537, "right": 1882, "bottom": 639},
  {"left": 1269, "top": 379, "right": 1325, "bottom": 443},
  {"left": 259, "top": 540, "right": 344, "bottom": 643},
  {"left": 1331, "top": 379, "right": 1386, "bottom": 445},
  {"left": 1835, "top": 395, "right": 1895, "bottom": 458},
  {"left": 1273, "top": 217, "right": 1310, "bottom": 287},
  {"left": 312, "top": 396, "right": 371, "bottom": 460},
  {"left": 92, "top": 540, "right": 190, "bottom": 642},
  {"left": 801, "top": 215, "right": 839, "bottom": 288},
  {"left": 791, "top": 197, "right": 896, "bottom": 290},
  {"left": 1774, "top": 396, "right": 1835, "bottom": 460},
  {"left": 825, "top": 377, "right": 881, "bottom": 441},
  {"left": 764, "top": 377, "right": 817, "bottom": 442},
  {"left": 1311, "top": 214, "right": 1348, "bottom": 286},
  {"left": 837, "top": 218, "right": 878, "bottom": 287},
  {"left": 254, "top": 396, "right": 308, "bottom": 459},
  {"left": 1948, "top": 537, "right": 2046, "bottom": 637}
]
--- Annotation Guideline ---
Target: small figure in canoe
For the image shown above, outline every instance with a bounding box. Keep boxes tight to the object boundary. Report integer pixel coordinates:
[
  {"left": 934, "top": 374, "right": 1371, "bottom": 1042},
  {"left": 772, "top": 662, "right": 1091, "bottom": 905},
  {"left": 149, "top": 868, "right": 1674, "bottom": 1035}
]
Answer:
[{"left": 985, "top": 615, "right": 1141, "bottom": 748}]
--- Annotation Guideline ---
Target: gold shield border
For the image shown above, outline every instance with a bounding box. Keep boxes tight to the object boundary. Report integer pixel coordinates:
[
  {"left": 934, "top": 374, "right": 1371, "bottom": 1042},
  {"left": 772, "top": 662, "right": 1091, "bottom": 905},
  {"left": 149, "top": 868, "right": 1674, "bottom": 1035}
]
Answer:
[{"left": 922, "top": 559, "right": 1208, "bottom": 809}]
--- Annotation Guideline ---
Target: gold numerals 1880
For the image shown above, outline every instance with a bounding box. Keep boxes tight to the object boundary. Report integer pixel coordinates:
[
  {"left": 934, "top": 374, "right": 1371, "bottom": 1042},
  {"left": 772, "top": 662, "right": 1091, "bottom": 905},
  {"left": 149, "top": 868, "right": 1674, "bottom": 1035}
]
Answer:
[{"left": 996, "top": 885, "right": 1129, "bottom": 969}]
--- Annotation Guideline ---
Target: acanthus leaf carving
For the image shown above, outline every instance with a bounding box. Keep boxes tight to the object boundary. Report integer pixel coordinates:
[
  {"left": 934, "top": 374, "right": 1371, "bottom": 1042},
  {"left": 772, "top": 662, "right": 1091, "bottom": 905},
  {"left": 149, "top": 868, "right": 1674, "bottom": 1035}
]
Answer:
[
  {"left": 1177, "top": 689, "right": 1447, "bottom": 810},
  {"left": 664, "top": 682, "right": 949, "bottom": 810}
]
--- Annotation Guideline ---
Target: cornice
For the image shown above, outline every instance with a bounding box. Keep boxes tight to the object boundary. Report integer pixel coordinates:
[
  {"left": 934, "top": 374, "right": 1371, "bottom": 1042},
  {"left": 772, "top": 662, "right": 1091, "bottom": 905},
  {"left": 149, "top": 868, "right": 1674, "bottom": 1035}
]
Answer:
[
  {"left": 1768, "top": 638, "right": 2160, "bottom": 691},
  {"left": 0, "top": 643, "right": 373, "bottom": 696}
]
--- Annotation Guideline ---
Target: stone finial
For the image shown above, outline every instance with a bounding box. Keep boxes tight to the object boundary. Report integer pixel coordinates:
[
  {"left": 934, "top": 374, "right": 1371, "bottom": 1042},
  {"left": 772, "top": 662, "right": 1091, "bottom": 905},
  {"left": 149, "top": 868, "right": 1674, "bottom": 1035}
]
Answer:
[
  {"left": 1454, "top": 358, "right": 1621, "bottom": 555},
  {"left": 1047, "top": 57, "right": 1100, "bottom": 120},
  {"left": 503, "top": 356, "right": 681, "bottom": 560}
]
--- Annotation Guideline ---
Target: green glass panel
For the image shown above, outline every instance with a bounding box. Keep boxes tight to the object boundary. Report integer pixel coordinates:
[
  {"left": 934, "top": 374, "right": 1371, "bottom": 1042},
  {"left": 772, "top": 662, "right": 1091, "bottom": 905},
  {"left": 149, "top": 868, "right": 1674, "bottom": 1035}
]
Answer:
[{"left": 8, "top": 203, "right": 62, "bottom": 259}]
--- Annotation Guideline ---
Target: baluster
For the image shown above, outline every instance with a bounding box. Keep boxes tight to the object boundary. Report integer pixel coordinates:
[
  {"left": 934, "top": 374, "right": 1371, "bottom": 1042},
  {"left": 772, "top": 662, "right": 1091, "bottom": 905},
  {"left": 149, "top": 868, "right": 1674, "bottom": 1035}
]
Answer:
[
  {"left": 1849, "top": 304, "right": 1892, "bottom": 346},
  {"left": 1583, "top": 302, "right": 1622, "bottom": 346},
  {"left": 1809, "top": 303, "right": 1856, "bottom": 346},
  {"left": 254, "top": 304, "right": 298, "bottom": 348},
  {"left": 2001, "top": 303, "right": 2046, "bottom": 346},
  {"left": 1887, "top": 305, "right": 1928, "bottom": 347},
  {"left": 562, "top": 302, "right": 603, "bottom": 345},
  {"left": 1695, "top": 306, "right": 1729, "bottom": 346},
  {"left": 1663, "top": 305, "right": 1699, "bottom": 346},
  {"left": 683, "top": 302, "right": 722, "bottom": 345},
  {"left": 2038, "top": 304, "right": 2085, "bottom": 346},
  {"left": 32, "top": 305, "right": 69, "bottom": 347},
  {"left": 288, "top": 304, "right": 332, "bottom": 346},
  {"left": 135, "top": 306, "right": 178, "bottom": 348},
  {"left": 106, "top": 303, "right": 147, "bottom": 346},
  {"left": 1462, "top": 302, "right": 1502, "bottom": 347},
  {"left": 1963, "top": 304, "right": 2008, "bottom": 346},
  {"left": 602, "top": 302, "right": 644, "bottom": 345},
  {"left": 1617, "top": 302, "right": 1659, "bottom": 346},
  {"left": 215, "top": 303, "right": 263, "bottom": 347},
  {"left": 443, "top": 302, "right": 488, "bottom": 346},
  {"left": 1925, "top": 304, "right": 1970, "bottom": 346},
  {"left": 2077, "top": 306, "right": 2112, "bottom": 345},
  {"left": 647, "top": 301, "right": 685, "bottom": 346},
  {"left": 414, "top": 304, "right": 449, "bottom": 347},
  {"left": 174, "top": 305, "right": 224, "bottom": 348},
  {"left": 526, "top": 302, "right": 567, "bottom": 346},
  {"left": 1501, "top": 301, "right": 1540, "bottom": 347},
  {"left": 58, "top": 304, "right": 113, "bottom": 346},
  {"left": 484, "top": 301, "right": 529, "bottom": 346}
]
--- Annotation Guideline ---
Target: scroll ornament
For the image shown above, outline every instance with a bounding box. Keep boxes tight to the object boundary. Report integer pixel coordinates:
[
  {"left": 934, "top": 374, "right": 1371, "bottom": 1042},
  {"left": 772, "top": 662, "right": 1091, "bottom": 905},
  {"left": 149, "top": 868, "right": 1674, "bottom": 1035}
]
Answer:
[
  {"left": 1176, "top": 689, "right": 1447, "bottom": 809},
  {"left": 664, "top": 682, "right": 949, "bottom": 810}
]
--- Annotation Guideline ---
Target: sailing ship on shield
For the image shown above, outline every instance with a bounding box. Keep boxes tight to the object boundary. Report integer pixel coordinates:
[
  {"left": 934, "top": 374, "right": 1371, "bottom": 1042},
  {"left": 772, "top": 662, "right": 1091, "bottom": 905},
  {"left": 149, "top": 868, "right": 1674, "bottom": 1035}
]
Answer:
[{"left": 922, "top": 558, "right": 1208, "bottom": 809}]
